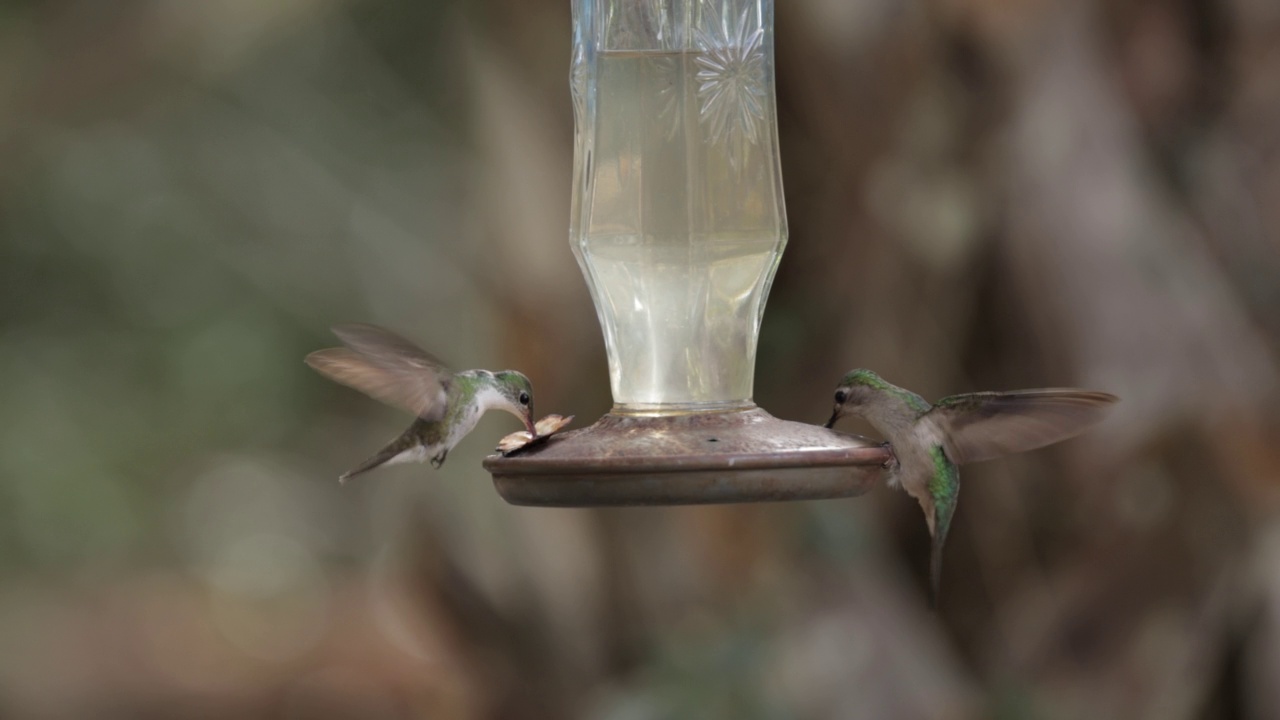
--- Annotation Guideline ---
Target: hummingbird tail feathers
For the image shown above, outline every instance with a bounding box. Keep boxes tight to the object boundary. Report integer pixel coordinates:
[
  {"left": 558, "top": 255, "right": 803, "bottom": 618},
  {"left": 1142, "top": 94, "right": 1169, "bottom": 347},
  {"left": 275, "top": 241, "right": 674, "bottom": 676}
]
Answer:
[
  {"left": 339, "top": 447, "right": 402, "bottom": 483},
  {"left": 338, "top": 430, "right": 427, "bottom": 483},
  {"left": 928, "top": 536, "right": 945, "bottom": 610}
]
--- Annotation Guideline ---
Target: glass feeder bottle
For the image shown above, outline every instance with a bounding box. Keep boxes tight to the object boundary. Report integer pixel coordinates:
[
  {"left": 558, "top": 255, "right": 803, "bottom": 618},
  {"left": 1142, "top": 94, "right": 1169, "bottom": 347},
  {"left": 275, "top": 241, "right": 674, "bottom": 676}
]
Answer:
[
  {"left": 570, "top": 0, "right": 787, "bottom": 414},
  {"left": 482, "top": 0, "right": 886, "bottom": 507}
]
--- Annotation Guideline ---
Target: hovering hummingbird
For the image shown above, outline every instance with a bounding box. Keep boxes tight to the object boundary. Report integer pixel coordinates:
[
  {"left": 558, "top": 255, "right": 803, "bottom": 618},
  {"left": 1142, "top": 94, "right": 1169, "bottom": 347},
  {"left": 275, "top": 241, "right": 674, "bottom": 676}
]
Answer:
[
  {"left": 305, "top": 324, "right": 536, "bottom": 482},
  {"left": 825, "top": 369, "right": 1116, "bottom": 606}
]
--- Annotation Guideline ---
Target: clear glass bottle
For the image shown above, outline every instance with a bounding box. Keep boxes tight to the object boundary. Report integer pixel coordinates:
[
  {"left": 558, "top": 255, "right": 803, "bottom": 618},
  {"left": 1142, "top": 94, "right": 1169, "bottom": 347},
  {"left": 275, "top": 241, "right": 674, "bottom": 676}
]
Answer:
[{"left": 570, "top": 0, "right": 788, "bottom": 415}]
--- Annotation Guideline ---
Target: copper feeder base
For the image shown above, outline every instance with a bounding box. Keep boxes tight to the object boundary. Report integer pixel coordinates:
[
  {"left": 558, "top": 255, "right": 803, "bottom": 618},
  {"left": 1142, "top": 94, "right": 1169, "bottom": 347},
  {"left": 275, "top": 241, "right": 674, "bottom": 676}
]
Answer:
[{"left": 483, "top": 407, "right": 891, "bottom": 507}]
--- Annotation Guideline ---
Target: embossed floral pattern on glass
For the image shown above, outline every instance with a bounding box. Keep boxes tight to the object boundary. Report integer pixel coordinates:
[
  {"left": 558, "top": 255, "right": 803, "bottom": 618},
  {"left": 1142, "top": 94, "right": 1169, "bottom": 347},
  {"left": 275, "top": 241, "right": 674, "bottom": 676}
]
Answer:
[
  {"left": 570, "top": 0, "right": 787, "bottom": 412},
  {"left": 694, "top": 5, "right": 766, "bottom": 164}
]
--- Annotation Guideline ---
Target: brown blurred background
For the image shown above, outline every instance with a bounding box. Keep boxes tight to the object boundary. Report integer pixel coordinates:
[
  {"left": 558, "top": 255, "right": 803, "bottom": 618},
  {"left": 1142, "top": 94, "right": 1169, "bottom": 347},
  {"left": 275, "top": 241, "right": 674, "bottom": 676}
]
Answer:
[{"left": 2, "top": 0, "right": 1280, "bottom": 718}]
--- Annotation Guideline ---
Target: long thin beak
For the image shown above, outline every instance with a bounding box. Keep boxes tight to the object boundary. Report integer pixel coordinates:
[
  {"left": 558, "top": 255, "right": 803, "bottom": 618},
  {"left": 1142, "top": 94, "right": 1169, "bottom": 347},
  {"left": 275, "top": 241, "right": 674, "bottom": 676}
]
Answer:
[
  {"left": 824, "top": 410, "right": 840, "bottom": 429},
  {"left": 524, "top": 412, "right": 538, "bottom": 436}
]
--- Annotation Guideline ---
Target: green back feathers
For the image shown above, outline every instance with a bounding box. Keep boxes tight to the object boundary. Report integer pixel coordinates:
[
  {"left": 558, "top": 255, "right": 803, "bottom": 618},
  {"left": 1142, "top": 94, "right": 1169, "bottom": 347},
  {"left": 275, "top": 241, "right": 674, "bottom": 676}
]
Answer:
[
  {"left": 453, "top": 370, "right": 533, "bottom": 408},
  {"left": 450, "top": 371, "right": 478, "bottom": 392},
  {"left": 493, "top": 370, "right": 533, "bottom": 398},
  {"left": 841, "top": 369, "right": 932, "bottom": 414},
  {"left": 927, "top": 444, "right": 960, "bottom": 608},
  {"left": 927, "top": 445, "right": 960, "bottom": 534},
  {"left": 839, "top": 368, "right": 891, "bottom": 390}
]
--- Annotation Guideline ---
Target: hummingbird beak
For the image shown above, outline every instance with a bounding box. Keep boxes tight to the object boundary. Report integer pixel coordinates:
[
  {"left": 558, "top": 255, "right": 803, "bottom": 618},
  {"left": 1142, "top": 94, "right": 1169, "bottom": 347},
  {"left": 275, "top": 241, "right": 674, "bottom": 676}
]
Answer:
[
  {"left": 824, "top": 409, "right": 840, "bottom": 429},
  {"left": 524, "top": 411, "right": 538, "bottom": 436}
]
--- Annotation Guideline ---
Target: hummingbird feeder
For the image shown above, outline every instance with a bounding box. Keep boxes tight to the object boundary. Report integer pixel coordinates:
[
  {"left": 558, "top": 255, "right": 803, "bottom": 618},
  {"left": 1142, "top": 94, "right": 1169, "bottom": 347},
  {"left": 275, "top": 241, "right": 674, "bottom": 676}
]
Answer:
[{"left": 484, "top": 0, "right": 890, "bottom": 505}]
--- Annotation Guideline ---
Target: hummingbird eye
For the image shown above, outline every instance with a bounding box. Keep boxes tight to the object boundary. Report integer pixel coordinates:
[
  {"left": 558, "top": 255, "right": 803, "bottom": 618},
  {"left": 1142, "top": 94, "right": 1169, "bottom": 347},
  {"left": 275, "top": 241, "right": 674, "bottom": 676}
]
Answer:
[
  {"left": 519, "top": 391, "right": 530, "bottom": 406},
  {"left": 834, "top": 390, "right": 847, "bottom": 404}
]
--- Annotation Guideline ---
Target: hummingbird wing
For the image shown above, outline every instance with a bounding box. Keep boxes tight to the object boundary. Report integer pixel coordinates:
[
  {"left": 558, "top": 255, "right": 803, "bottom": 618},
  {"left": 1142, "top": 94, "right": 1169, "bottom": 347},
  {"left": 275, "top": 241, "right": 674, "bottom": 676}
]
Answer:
[
  {"left": 305, "top": 324, "right": 453, "bottom": 422},
  {"left": 928, "top": 390, "right": 1117, "bottom": 464}
]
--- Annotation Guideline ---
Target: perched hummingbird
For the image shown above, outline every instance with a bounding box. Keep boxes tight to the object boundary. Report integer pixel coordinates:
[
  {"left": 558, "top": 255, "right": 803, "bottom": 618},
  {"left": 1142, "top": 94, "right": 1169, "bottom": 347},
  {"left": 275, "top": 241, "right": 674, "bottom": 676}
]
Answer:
[
  {"left": 825, "top": 369, "right": 1116, "bottom": 606},
  {"left": 305, "top": 324, "right": 536, "bottom": 482}
]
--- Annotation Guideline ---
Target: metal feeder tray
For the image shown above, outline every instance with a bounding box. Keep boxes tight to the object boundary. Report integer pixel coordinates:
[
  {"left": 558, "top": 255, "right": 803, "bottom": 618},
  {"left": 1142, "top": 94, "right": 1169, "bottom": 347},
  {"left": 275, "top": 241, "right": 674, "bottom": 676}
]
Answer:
[{"left": 484, "top": 407, "right": 891, "bottom": 507}]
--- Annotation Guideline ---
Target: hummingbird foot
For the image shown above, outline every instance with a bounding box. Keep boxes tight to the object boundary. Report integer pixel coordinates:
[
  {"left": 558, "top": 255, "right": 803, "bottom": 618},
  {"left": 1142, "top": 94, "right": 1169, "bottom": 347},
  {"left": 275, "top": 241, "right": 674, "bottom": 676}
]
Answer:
[
  {"left": 430, "top": 450, "right": 448, "bottom": 469},
  {"left": 877, "top": 441, "right": 898, "bottom": 470}
]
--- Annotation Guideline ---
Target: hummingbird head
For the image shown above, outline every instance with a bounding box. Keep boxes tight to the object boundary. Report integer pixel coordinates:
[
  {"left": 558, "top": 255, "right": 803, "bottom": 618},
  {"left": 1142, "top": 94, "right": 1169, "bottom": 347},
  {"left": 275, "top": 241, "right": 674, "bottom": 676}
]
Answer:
[
  {"left": 824, "top": 369, "right": 890, "bottom": 428},
  {"left": 491, "top": 370, "right": 537, "bottom": 434}
]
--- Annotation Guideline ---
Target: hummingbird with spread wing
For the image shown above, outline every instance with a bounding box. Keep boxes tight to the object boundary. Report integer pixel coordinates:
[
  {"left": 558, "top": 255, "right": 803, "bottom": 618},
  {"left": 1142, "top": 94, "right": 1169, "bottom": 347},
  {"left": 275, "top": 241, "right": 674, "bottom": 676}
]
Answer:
[
  {"left": 306, "top": 324, "right": 536, "bottom": 482},
  {"left": 825, "top": 369, "right": 1117, "bottom": 606}
]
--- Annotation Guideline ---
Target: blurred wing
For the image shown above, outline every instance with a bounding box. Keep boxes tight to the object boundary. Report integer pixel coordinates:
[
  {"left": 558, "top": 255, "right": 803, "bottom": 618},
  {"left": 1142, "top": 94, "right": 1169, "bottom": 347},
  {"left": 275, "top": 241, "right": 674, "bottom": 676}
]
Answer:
[
  {"left": 930, "top": 390, "right": 1117, "bottom": 464},
  {"left": 305, "top": 324, "right": 452, "bottom": 421}
]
